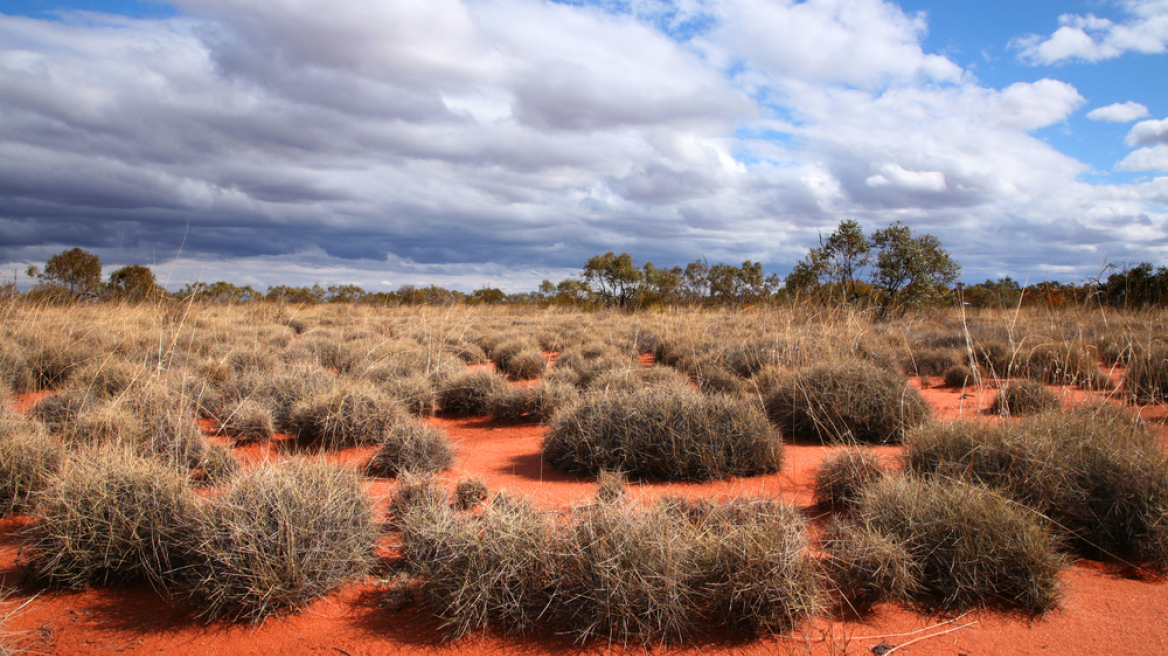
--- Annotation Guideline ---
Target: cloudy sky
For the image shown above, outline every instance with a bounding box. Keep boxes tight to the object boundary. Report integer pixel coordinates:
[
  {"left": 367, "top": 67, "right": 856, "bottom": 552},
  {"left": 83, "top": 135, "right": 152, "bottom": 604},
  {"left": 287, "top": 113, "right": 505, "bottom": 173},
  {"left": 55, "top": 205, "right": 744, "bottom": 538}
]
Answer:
[{"left": 1, "top": 0, "right": 1166, "bottom": 293}]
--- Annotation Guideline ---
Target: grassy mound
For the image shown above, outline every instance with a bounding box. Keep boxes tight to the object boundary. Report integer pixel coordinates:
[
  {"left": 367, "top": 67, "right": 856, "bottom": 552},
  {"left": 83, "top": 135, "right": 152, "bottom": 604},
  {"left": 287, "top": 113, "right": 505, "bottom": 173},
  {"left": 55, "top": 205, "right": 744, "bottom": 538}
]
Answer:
[
  {"left": 0, "top": 418, "right": 63, "bottom": 516},
  {"left": 1125, "top": 346, "right": 1168, "bottom": 403},
  {"left": 27, "top": 447, "right": 198, "bottom": 589},
  {"left": 437, "top": 370, "right": 509, "bottom": 416},
  {"left": 287, "top": 381, "right": 407, "bottom": 448},
  {"left": 395, "top": 485, "right": 820, "bottom": 642},
  {"left": 991, "top": 380, "right": 1060, "bottom": 415},
  {"left": 851, "top": 476, "right": 1064, "bottom": 612},
  {"left": 907, "top": 406, "right": 1168, "bottom": 565},
  {"left": 813, "top": 449, "right": 887, "bottom": 508},
  {"left": 544, "top": 387, "right": 781, "bottom": 481},
  {"left": 763, "top": 359, "right": 930, "bottom": 444},
  {"left": 366, "top": 419, "right": 454, "bottom": 477},
  {"left": 188, "top": 459, "right": 377, "bottom": 621}
]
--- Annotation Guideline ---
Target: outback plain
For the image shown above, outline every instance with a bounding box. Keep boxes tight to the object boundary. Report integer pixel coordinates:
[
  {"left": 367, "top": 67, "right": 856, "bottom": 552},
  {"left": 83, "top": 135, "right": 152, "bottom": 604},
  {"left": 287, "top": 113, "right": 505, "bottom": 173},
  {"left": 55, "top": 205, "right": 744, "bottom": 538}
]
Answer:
[{"left": 1, "top": 300, "right": 1167, "bottom": 655}]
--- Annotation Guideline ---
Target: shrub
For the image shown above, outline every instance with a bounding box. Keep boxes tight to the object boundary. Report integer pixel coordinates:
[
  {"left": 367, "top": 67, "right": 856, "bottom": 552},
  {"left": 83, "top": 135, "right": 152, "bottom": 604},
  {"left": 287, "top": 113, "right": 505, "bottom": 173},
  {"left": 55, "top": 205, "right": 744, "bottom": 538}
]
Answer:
[
  {"left": 763, "top": 360, "right": 930, "bottom": 444},
  {"left": 906, "top": 407, "right": 1168, "bottom": 565},
  {"left": 436, "top": 370, "right": 509, "bottom": 416},
  {"left": 1125, "top": 346, "right": 1168, "bottom": 403},
  {"left": 942, "top": 364, "right": 976, "bottom": 388},
  {"left": 26, "top": 447, "right": 199, "bottom": 589},
  {"left": 287, "top": 381, "right": 407, "bottom": 448},
  {"left": 188, "top": 459, "right": 377, "bottom": 621},
  {"left": 813, "top": 449, "right": 887, "bottom": 508},
  {"left": 855, "top": 476, "right": 1064, "bottom": 613},
  {"left": 544, "top": 387, "right": 781, "bottom": 481},
  {"left": 992, "top": 380, "right": 1060, "bottom": 415},
  {"left": 0, "top": 419, "right": 63, "bottom": 515},
  {"left": 366, "top": 419, "right": 454, "bottom": 477}
]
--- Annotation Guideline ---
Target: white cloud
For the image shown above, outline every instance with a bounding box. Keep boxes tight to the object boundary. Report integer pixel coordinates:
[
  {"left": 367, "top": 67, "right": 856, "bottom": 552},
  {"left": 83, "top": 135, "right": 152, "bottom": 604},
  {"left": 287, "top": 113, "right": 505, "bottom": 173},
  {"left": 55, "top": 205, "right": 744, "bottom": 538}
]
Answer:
[
  {"left": 1119, "top": 144, "right": 1168, "bottom": 171},
  {"left": 1087, "top": 101, "right": 1151, "bottom": 122},
  {"left": 1014, "top": 0, "right": 1168, "bottom": 64},
  {"left": 1127, "top": 117, "right": 1168, "bottom": 146}
]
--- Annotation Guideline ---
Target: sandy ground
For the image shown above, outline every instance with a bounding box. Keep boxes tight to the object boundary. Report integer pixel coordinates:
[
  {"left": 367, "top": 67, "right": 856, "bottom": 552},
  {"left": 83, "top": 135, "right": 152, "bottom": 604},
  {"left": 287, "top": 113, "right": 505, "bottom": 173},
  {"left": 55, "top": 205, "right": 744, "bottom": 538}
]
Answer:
[{"left": 2, "top": 366, "right": 1167, "bottom": 655}]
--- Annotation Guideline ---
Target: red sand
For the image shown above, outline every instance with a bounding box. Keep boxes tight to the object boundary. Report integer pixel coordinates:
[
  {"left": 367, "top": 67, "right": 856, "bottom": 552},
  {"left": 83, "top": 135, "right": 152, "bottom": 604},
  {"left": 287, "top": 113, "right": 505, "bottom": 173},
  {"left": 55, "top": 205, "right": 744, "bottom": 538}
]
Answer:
[{"left": 3, "top": 374, "right": 1168, "bottom": 655}]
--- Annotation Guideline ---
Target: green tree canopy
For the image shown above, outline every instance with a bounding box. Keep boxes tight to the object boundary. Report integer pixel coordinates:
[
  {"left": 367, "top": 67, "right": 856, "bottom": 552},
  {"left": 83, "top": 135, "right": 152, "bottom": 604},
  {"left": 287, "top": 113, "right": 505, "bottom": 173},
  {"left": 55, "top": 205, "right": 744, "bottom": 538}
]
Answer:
[
  {"left": 108, "top": 264, "right": 163, "bottom": 301},
  {"left": 36, "top": 247, "right": 102, "bottom": 295}
]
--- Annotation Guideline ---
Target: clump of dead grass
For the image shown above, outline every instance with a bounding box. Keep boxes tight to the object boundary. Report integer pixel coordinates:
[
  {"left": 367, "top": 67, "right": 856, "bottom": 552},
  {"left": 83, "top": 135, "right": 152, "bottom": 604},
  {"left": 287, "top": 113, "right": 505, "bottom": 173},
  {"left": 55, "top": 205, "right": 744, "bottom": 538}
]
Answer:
[
  {"left": 436, "top": 370, "right": 509, "bottom": 416},
  {"left": 763, "top": 359, "right": 929, "bottom": 444},
  {"left": 992, "top": 380, "right": 1060, "bottom": 415},
  {"left": 366, "top": 419, "right": 454, "bottom": 477},
  {"left": 814, "top": 449, "right": 887, "bottom": 508}
]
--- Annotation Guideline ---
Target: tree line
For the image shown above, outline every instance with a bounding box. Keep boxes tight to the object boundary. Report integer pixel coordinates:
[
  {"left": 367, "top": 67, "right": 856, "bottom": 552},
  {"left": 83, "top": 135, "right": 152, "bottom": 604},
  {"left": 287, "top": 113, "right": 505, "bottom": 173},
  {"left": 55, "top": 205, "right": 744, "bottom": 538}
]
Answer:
[{"left": 14, "top": 225, "right": 1168, "bottom": 311}]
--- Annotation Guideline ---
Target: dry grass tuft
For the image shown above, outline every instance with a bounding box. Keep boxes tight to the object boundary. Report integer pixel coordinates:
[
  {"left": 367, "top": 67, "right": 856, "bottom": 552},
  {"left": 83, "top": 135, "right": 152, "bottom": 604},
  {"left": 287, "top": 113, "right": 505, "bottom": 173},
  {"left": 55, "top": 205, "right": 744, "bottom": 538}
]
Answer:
[
  {"left": 854, "top": 476, "right": 1064, "bottom": 613},
  {"left": 0, "top": 418, "right": 64, "bottom": 516},
  {"left": 763, "top": 359, "right": 930, "bottom": 444},
  {"left": 907, "top": 406, "right": 1168, "bottom": 566},
  {"left": 287, "top": 381, "right": 407, "bottom": 448},
  {"left": 991, "top": 380, "right": 1060, "bottom": 415},
  {"left": 454, "top": 477, "right": 488, "bottom": 511},
  {"left": 942, "top": 364, "right": 976, "bottom": 388},
  {"left": 1125, "top": 346, "right": 1168, "bottom": 403},
  {"left": 26, "top": 447, "right": 199, "bottom": 589},
  {"left": 366, "top": 419, "right": 454, "bottom": 477},
  {"left": 436, "top": 370, "right": 509, "bottom": 416},
  {"left": 823, "top": 518, "right": 919, "bottom": 614},
  {"left": 187, "top": 459, "right": 377, "bottom": 621},
  {"left": 544, "top": 387, "right": 781, "bottom": 481},
  {"left": 814, "top": 449, "right": 887, "bottom": 508}
]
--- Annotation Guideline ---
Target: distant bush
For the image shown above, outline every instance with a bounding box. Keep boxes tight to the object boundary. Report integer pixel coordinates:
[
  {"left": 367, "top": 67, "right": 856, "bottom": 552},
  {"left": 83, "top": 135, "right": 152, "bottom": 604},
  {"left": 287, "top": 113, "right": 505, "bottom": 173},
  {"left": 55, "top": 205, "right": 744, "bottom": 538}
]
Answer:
[
  {"left": 763, "top": 360, "right": 929, "bottom": 444},
  {"left": 907, "top": 406, "right": 1168, "bottom": 565},
  {"left": 366, "top": 419, "right": 454, "bottom": 477},
  {"left": 436, "top": 370, "right": 509, "bottom": 416},
  {"left": 1125, "top": 346, "right": 1168, "bottom": 403},
  {"left": 854, "top": 476, "right": 1064, "bottom": 613},
  {"left": 27, "top": 448, "right": 198, "bottom": 589},
  {"left": 188, "top": 460, "right": 377, "bottom": 621},
  {"left": 544, "top": 387, "right": 781, "bottom": 481}
]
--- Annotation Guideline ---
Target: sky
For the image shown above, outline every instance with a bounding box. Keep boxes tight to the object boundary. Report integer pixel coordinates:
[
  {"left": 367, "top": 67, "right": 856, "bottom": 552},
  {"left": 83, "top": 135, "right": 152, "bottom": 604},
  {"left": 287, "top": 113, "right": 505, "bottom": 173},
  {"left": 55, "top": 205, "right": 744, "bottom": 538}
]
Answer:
[{"left": 0, "top": 0, "right": 1166, "bottom": 293}]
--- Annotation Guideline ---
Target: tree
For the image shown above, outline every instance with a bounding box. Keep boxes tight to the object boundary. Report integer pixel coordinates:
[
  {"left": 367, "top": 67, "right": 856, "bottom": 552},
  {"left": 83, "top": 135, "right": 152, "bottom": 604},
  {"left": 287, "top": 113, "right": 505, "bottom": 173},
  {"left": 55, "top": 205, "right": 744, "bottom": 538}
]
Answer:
[
  {"left": 108, "top": 264, "right": 163, "bottom": 301},
  {"left": 870, "top": 222, "right": 959, "bottom": 317},
  {"left": 784, "top": 219, "right": 871, "bottom": 303},
  {"left": 469, "top": 287, "right": 507, "bottom": 304},
  {"left": 37, "top": 247, "right": 102, "bottom": 295},
  {"left": 582, "top": 252, "right": 643, "bottom": 307}
]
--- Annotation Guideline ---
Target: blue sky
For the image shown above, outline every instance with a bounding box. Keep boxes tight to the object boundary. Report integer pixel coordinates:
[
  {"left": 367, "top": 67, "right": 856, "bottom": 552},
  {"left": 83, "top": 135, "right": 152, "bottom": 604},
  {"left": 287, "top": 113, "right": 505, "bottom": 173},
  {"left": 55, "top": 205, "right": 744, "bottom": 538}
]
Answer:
[{"left": 0, "top": 0, "right": 1165, "bottom": 291}]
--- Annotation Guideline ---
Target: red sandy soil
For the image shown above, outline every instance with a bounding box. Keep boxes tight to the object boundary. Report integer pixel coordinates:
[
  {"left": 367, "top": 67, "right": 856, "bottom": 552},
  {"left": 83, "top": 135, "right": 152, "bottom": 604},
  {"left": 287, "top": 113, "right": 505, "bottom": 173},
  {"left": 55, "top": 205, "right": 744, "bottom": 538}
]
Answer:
[{"left": 3, "top": 369, "right": 1167, "bottom": 655}]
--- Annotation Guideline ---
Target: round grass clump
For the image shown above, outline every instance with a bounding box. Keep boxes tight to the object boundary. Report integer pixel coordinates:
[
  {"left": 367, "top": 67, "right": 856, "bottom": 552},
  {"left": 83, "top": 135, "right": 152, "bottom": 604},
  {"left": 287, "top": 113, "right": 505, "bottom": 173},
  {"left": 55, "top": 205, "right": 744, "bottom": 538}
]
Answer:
[
  {"left": 813, "top": 449, "right": 887, "bottom": 508},
  {"left": 27, "top": 447, "right": 198, "bottom": 589},
  {"left": 823, "top": 519, "right": 918, "bottom": 614},
  {"left": 188, "top": 459, "right": 377, "bottom": 621},
  {"left": 855, "top": 476, "right": 1064, "bottom": 613},
  {"left": 366, "top": 419, "right": 454, "bottom": 477},
  {"left": 903, "top": 348, "right": 960, "bottom": 378},
  {"left": 454, "top": 477, "right": 488, "bottom": 511},
  {"left": 906, "top": 406, "right": 1168, "bottom": 566},
  {"left": 219, "top": 399, "right": 275, "bottom": 443},
  {"left": 1023, "top": 343, "right": 1111, "bottom": 389},
  {"left": 763, "top": 359, "right": 930, "bottom": 444},
  {"left": 992, "top": 380, "right": 1060, "bottom": 415},
  {"left": 544, "top": 387, "right": 781, "bottom": 481},
  {"left": 436, "top": 370, "right": 509, "bottom": 416},
  {"left": 942, "top": 364, "right": 976, "bottom": 389},
  {"left": 489, "top": 381, "right": 578, "bottom": 423},
  {"left": 0, "top": 418, "right": 63, "bottom": 516},
  {"left": 1125, "top": 346, "right": 1168, "bottom": 403},
  {"left": 287, "top": 381, "right": 407, "bottom": 448}
]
